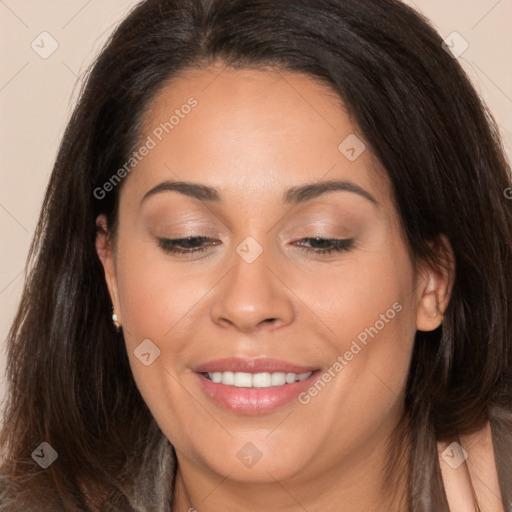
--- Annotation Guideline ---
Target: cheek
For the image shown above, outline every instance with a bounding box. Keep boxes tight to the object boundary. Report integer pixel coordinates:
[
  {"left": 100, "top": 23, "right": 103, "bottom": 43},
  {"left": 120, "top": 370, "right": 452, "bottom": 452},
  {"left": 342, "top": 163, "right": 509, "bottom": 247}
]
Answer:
[
  {"left": 113, "top": 245, "right": 202, "bottom": 444},
  {"left": 112, "top": 239, "right": 221, "bottom": 424},
  {"left": 293, "top": 235, "right": 418, "bottom": 419},
  {"left": 111, "top": 241, "right": 185, "bottom": 386},
  {"left": 294, "top": 236, "right": 416, "bottom": 359},
  {"left": 295, "top": 271, "right": 416, "bottom": 472},
  {"left": 114, "top": 235, "right": 208, "bottom": 345}
]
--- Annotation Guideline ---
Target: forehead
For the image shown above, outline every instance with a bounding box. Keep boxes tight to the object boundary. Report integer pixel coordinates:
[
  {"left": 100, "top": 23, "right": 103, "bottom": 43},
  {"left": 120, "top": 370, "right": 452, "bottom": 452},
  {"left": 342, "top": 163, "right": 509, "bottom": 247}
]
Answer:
[
  {"left": 142, "top": 64, "right": 348, "bottom": 152},
  {"left": 125, "top": 64, "right": 391, "bottom": 208}
]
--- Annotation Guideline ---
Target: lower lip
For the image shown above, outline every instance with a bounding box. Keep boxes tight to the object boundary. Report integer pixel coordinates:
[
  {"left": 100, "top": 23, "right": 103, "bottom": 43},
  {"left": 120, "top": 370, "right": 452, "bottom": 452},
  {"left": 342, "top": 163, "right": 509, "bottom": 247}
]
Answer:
[{"left": 195, "top": 372, "right": 319, "bottom": 415}]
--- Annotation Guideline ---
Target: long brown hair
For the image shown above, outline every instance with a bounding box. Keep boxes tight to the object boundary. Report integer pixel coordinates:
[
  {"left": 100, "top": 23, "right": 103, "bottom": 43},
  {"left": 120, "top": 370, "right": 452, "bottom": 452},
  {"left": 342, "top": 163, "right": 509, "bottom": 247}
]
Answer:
[{"left": 1, "top": 0, "right": 511, "bottom": 510}]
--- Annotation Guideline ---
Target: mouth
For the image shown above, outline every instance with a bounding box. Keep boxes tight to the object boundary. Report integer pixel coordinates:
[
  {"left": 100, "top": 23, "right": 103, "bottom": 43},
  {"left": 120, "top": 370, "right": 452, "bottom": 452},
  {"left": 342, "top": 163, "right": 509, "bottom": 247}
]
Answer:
[{"left": 193, "top": 358, "right": 320, "bottom": 415}]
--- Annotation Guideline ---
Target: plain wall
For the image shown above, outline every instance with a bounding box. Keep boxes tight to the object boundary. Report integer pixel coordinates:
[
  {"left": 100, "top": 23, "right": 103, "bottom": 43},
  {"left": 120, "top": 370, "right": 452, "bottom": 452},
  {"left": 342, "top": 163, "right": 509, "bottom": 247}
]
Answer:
[{"left": 1, "top": 0, "right": 511, "bottom": 407}]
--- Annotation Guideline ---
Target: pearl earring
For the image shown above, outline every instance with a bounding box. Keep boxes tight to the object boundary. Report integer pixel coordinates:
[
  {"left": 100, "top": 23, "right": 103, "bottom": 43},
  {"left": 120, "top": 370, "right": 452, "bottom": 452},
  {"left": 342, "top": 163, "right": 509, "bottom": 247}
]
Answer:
[{"left": 112, "top": 307, "right": 122, "bottom": 331}]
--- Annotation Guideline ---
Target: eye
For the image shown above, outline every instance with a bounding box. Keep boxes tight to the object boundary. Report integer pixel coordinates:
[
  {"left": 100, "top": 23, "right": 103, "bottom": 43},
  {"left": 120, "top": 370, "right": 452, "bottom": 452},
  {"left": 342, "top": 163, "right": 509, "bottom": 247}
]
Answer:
[
  {"left": 156, "top": 236, "right": 354, "bottom": 257},
  {"left": 293, "top": 237, "right": 354, "bottom": 255},
  {"left": 157, "top": 236, "right": 220, "bottom": 256}
]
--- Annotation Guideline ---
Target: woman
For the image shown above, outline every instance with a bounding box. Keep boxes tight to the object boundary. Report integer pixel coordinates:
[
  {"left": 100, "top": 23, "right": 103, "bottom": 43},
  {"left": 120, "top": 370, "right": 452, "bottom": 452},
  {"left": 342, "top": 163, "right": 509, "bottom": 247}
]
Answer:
[{"left": 1, "top": 0, "right": 511, "bottom": 510}]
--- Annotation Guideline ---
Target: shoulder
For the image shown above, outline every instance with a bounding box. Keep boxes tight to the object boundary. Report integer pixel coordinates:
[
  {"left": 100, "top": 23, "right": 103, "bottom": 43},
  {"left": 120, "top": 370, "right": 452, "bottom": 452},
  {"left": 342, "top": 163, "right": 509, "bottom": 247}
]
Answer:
[{"left": 437, "top": 406, "right": 512, "bottom": 512}]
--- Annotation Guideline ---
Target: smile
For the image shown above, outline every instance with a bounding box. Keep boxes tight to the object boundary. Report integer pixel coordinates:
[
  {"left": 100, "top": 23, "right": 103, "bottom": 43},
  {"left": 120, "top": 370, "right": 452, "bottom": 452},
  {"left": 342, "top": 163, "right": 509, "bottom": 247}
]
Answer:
[{"left": 202, "top": 371, "right": 313, "bottom": 388}]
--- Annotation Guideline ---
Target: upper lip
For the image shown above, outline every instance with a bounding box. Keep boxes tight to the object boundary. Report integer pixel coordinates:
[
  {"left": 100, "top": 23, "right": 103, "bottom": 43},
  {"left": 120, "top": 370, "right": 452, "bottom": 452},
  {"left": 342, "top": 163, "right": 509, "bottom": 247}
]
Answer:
[{"left": 193, "top": 357, "right": 318, "bottom": 374}]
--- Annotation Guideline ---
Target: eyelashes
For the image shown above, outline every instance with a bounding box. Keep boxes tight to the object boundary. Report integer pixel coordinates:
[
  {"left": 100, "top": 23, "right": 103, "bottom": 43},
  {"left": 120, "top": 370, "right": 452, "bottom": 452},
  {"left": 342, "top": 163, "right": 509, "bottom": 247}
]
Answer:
[
  {"left": 157, "top": 236, "right": 354, "bottom": 257},
  {"left": 157, "top": 236, "right": 219, "bottom": 256},
  {"left": 293, "top": 237, "right": 354, "bottom": 254}
]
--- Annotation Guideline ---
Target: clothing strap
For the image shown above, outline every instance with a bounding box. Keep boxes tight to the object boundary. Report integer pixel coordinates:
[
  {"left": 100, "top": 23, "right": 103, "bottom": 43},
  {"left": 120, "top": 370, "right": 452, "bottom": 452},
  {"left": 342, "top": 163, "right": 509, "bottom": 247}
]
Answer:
[
  {"left": 438, "top": 421, "right": 506, "bottom": 512},
  {"left": 438, "top": 435, "right": 481, "bottom": 512},
  {"left": 457, "top": 433, "right": 481, "bottom": 512}
]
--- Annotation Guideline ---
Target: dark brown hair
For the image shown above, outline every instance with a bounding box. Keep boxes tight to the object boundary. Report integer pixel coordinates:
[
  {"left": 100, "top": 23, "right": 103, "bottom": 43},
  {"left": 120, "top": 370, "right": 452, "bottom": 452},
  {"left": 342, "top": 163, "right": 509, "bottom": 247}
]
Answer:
[{"left": 1, "top": 0, "right": 511, "bottom": 510}]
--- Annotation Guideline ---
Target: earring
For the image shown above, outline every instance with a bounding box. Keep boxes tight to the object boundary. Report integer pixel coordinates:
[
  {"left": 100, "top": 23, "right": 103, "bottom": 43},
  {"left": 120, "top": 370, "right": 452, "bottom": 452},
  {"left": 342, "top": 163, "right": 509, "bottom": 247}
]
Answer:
[{"left": 112, "top": 306, "right": 122, "bottom": 332}]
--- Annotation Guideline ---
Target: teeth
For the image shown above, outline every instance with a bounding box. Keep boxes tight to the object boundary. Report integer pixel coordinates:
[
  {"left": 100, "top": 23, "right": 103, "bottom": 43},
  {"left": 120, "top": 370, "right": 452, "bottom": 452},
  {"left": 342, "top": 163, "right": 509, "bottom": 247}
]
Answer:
[
  {"left": 286, "top": 372, "right": 296, "bottom": 384},
  {"left": 271, "top": 372, "right": 286, "bottom": 386},
  {"left": 211, "top": 372, "right": 223, "bottom": 383},
  {"left": 221, "top": 371, "right": 234, "bottom": 385},
  {"left": 205, "top": 371, "right": 312, "bottom": 388},
  {"left": 234, "top": 372, "right": 252, "bottom": 387}
]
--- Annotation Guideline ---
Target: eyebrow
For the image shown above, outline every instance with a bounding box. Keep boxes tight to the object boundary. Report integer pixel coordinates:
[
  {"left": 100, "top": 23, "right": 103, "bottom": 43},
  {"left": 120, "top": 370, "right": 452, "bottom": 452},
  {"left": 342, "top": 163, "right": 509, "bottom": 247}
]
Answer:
[
  {"left": 283, "top": 180, "right": 378, "bottom": 206},
  {"left": 140, "top": 179, "right": 379, "bottom": 207}
]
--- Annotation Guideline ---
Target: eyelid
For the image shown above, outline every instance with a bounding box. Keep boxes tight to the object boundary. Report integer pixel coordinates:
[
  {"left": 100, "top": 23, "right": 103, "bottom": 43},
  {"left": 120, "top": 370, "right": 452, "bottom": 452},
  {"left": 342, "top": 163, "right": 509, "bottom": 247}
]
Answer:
[
  {"left": 156, "top": 236, "right": 219, "bottom": 257},
  {"left": 292, "top": 237, "right": 355, "bottom": 255},
  {"left": 144, "top": 207, "right": 223, "bottom": 232}
]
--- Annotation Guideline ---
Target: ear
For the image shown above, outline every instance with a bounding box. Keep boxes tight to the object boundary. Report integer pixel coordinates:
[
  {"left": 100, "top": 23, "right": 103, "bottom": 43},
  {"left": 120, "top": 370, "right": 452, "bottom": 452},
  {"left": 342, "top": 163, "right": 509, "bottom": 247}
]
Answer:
[
  {"left": 416, "top": 235, "right": 455, "bottom": 332},
  {"left": 95, "top": 214, "right": 121, "bottom": 323}
]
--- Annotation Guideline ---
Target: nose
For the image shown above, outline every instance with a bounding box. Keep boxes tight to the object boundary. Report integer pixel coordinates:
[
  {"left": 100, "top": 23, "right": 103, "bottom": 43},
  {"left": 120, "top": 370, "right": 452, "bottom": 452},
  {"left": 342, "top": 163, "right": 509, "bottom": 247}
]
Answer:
[{"left": 210, "top": 245, "right": 295, "bottom": 334}]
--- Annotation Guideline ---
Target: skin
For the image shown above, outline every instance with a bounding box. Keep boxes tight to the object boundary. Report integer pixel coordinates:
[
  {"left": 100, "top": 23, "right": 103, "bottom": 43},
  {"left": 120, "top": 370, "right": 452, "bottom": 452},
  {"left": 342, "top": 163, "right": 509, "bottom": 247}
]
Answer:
[{"left": 96, "top": 64, "right": 452, "bottom": 511}]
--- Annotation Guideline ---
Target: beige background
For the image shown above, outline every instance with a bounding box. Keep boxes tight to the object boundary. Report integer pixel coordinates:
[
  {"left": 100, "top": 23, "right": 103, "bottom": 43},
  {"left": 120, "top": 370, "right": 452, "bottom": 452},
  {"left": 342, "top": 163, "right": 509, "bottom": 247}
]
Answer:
[{"left": 1, "top": 0, "right": 511, "bottom": 408}]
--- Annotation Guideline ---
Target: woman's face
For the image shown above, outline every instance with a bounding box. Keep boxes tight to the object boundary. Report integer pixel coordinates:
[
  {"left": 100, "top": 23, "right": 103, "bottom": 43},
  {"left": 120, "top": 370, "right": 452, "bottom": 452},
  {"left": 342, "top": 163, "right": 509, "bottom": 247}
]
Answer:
[{"left": 97, "top": 65, "right": 447, "bottom": 489}]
